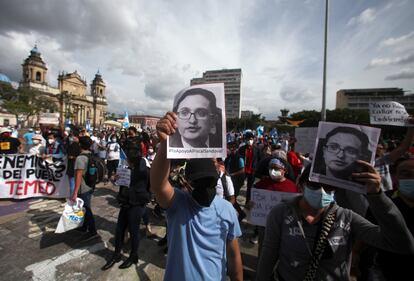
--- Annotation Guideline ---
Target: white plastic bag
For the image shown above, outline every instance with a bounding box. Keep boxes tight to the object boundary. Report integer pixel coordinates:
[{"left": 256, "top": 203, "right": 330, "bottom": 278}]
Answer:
[{"left": 55, "top": 198, "right": 85, "bottom": 233}]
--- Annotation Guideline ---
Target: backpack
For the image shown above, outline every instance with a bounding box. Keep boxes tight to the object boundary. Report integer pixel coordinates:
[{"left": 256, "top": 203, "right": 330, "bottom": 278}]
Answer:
[
  {"left": 84, "top": 153, "right": 107, "bottom": 190},
  {"left": 220, "top": 173, "right": 230, "bottom": 199}
]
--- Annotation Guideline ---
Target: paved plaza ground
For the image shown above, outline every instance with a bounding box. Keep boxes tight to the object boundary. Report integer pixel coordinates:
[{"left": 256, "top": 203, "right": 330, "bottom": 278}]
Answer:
[{"left": 0, "top": 182, "right": 259, "bottom": 281}]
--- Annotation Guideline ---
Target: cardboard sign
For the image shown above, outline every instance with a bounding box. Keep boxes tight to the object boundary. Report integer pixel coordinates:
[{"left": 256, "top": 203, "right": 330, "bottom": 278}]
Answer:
[
  {"left": 369, "top": 101, "right": 412, "bottom": 126},
  {"left": 294, "top": 127, "right": 318, "bottom": 154},
  {"left": 39, "top": 113, "right": 60, "bottom": 125},
  {"left": 248, "top": 188, "right": 299, "bottom": 227},
  {"left": 115, "top": 167, "right": 131, "bottom": 187},
  {"left": 0, "top": 154, "right": 69, "bottom": 199}
]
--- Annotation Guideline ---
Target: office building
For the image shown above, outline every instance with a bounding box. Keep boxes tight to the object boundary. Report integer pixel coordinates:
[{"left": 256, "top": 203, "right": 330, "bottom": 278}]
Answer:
[
  {"left": 336, "top": 88, "right": 414, "bottom": 111},
  {"left": 191, "top": 68, "right": 242, "bottom": 119}
]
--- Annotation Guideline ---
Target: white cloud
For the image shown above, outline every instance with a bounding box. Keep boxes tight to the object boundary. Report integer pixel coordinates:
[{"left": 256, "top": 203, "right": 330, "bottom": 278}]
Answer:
[
  {"left": 1, "top": 0, "right": 414, "bottom": 119},
  {"left": 347, "top": 8, "right": 377, "bottom": 26},
  {"left": 385, "top": 69, "right": 414, "bottom": 81},
  {"left": 367, "top": 53, "right": 414, "bottom": 68},
  {"left": 381, "top": 31, "right": 414, "bottom": 47}
]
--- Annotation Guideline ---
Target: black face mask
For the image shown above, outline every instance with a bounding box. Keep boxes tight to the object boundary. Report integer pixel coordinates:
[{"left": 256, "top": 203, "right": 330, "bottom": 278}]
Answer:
[{"left": 190, "top": 178, "right": 217, "bottom": 207}]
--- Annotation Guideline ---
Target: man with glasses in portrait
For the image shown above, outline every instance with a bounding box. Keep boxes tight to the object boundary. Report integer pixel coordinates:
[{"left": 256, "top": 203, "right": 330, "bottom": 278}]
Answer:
[
  {"left": 169, "top": 88, "right": 222, "bottom": 148},
  {"left": 313, "top": 127, "right": 372, "bottom": 181}
]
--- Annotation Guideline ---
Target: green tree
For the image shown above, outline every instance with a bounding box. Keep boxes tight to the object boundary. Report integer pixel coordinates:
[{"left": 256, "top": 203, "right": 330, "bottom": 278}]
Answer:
[
  {"left": 289, "top": 109, "right": 370, "bottom": 127},
  {"left": 0, "top": 84, "right": 56, "bottom": 127},
  {"left": 227, "top": 113, "right": 266, "bottom": 131}
]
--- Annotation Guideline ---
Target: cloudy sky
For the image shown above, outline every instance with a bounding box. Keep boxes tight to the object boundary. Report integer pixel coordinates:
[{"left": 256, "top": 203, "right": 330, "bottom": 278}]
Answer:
[{"left": 0, "top": 0, "right": 413, "bottom": 119}]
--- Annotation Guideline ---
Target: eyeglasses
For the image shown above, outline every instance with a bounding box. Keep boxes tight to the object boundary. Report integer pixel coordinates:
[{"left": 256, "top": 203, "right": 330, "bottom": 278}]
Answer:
[
  {"left": 177, "top": 108, "right": 211, "bottom": 120},
  {"left": 325, "top": 143, "right": 360, "bottom": 157},
  {"left": 305, "top": 181, "right": 335, "bottom": 193}
]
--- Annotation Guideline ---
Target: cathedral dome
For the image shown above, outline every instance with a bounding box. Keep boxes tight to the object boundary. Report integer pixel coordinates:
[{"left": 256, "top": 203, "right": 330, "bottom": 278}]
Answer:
[{"left": 31, "top": 45, "right": 40, "bottom": 55}]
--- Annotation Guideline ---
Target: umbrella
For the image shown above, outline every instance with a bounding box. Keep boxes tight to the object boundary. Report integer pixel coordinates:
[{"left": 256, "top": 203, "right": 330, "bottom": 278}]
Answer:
[{"left": 103, "top": 120, "right": 122, "bottom": 128}]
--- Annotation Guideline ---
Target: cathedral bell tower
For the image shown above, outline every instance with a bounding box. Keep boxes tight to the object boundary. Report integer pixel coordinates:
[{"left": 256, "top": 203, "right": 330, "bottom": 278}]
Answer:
[
  {"left": 21, "top": 45, "right": 48, "bottom": 85},
  {"left": 90, "top": 70, "right": 106, "bottom": 98},
  {"left": 90, "top": 70, "right": 106, "bottom": 128}
]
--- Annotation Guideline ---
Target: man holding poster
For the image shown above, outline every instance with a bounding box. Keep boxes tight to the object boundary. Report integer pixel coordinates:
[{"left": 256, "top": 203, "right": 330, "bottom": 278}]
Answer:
[{"left": 151, "top": 111, "right": 243, "bottom": 281}]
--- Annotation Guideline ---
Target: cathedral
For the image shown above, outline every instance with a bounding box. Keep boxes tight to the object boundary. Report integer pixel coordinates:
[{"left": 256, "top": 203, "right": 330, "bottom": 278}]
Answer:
[{"left": 18, "top": 45, "right": 108, "bottom": 128}]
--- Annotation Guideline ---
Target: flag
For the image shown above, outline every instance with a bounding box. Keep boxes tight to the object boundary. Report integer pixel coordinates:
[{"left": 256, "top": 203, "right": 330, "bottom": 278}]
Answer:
[
  {"left": 120, "top": 148, "right": 127, "bottom": 160},
  {"left": 85, "top": 120, "right": 91, "bottom": 132},
  {"left": 118, "top": 148, "right": 128, "bottom": 168},
  {"left": 270, "top": 128, "right": 278, "bottom": 139},
  {"left": 122, "top": 111, "right": 129, "bottom": 128},
  {"left": 257, "top": 126, "right": 264, "bottom": 137}
]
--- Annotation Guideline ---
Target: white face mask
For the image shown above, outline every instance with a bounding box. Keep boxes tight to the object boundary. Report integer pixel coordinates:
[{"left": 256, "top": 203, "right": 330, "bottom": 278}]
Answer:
[
  {"left": 33, "top": 140, "right": 40, "bottom": 145},
  {"left": 111, "top": 138, "right": 116, "bottom": 142},
  {"left": 48, "top": 139, "right": 55, "bottom": 144},
  {"left": 269, "top": 169, "right": 283, "bottom": 181},
  {"left": 148, "top": 149, "right": 154, "bottom": 154},
  {"left": 248, "top": 139, "right": 254, "bottom": 146}
]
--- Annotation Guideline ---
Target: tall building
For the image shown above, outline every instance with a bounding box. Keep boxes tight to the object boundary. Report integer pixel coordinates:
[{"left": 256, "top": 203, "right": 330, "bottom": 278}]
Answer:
[
  {"left": 241, "top": 110, "right": 253, "bottom": 119},
  {"left": 191, "top": 68, "right": 242, "bottom": 119},
  {"left": 336, "top": 88, "right": 414, "bottom": 111},
  {"left": 16, "top": 45, "right": 108, "bottom": 127}
]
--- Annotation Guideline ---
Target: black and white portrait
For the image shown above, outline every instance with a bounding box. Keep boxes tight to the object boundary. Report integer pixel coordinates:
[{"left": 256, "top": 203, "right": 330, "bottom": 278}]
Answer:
[
  {"left": 167, "top": 83, "right": 226, "bottom": 159},
  {"left": 309, "top": 122, "right": 381, "bottom": 193}
]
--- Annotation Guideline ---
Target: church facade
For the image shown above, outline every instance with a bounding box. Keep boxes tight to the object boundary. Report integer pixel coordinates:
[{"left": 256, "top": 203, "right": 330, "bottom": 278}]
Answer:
[{"left": 19, "top": 45, "right": 108, "bottom": 128}]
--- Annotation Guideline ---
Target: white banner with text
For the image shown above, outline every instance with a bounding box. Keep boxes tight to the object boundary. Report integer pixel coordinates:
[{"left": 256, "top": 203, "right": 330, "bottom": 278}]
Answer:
[{"left": 0, "top": 154, "right": 69, "bottom": 199}]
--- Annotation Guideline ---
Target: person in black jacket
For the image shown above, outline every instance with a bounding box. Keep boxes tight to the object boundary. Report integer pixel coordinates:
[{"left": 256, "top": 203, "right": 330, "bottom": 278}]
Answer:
[
  {"left": 101, "top": 147, "right": 150, "bottom": 270},
  {"left": 66, "top": 134, "right": 80, "bottom": 197}
]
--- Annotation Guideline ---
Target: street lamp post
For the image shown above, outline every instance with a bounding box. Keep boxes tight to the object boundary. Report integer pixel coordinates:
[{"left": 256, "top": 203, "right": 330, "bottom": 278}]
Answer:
[
  {"left": 321, "top": 0, "right": 329, "bottom": 121},
  {"left": 59, "top": 91, "right": 69, "bottom": 134},
  {"left": 93, "top": 89, "right": 97, "bottom": 130}
]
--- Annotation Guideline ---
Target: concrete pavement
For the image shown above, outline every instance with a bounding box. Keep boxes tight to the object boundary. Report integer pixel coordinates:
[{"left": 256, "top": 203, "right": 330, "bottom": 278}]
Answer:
[{"left": 0, "top": 183, "right": 259, "bottom": 281}]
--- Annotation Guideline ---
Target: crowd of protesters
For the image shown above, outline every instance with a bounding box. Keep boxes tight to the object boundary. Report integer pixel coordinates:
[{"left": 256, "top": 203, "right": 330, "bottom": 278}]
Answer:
[{"left": 1, "top": 117, "right": 414, "bottom": 280}]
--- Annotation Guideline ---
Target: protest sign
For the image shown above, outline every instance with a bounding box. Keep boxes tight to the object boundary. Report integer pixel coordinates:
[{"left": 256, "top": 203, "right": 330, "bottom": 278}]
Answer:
[
  {"left": 369, "top": 101, "right": 413, "bottom": 126},
  {"left": 248, "top": 188, "right": 299, "bottom": 227},
  {"left": 39, "top": 113, "right": 59, "bottom": 125},
  {"left": 0, "top": 154, "right": 69, "bottom": 199},
  {"left": 309, "top": 122, "right": 380, "bottom": 194},
  {"left": 294, "top": 127, "right": 318, "bottom": 154},
  {"left": 167, "top": 83, "right": 227, "bottom": 159},
  {"left": 115, "top": 167, "right": 131, "bottom": 187}
]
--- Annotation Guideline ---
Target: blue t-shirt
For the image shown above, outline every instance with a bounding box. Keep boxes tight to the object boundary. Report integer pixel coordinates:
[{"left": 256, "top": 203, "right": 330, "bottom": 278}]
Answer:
[
  {"left": 165, "top": 189, "right": 242, "bottom": 281},
  {"left": 23, "top": 132, "right": 34, "bottom": 145},
  {"left": 239, "top": 157, "right": 245, "bottom": 168}
]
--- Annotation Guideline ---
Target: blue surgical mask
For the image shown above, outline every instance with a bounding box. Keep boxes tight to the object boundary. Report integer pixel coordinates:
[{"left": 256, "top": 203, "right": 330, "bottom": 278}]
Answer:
[
  {"left": 399, "top": 179, "right": 414, "bottom": 199},
  {"left": 303, "top": 185, "right": 335, "bottom": 209}
]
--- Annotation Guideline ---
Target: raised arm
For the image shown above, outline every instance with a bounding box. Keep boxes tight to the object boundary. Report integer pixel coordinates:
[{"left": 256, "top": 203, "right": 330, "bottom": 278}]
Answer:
[
  {"left": 150, "top": 112, "right": 177, "bottom": 209},
  {"left": 351, "top": 160, "right": 414, "bottom": 254}
]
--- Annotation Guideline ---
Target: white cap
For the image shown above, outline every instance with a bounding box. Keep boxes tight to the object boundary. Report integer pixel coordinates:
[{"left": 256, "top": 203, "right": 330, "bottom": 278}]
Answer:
[{"left": 0, "top": 127, "right": 12, "bottom": 134}]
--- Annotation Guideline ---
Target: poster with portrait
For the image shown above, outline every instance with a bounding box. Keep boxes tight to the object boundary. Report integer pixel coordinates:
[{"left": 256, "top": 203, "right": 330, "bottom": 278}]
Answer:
[
  {"left": 167, "top": 83, "right": 226, "bottom": 159},
  {"left": 309, "top": 122, "right": 381, "bottom": 194}
]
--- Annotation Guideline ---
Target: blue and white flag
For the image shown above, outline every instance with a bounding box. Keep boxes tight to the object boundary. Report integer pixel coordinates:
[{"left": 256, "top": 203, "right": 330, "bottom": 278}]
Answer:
[
  {"left": 257, "top": 126, "right": 264, "bottom": 137},
  {"left": 119, "top": 148, "right": 128, "bottom": 168},
  {"left": 120, "top": 148, "right": 127, "bottom": 160},
  {"left": 122, "top": 111, "right": 129, "bottom": 128},
  {"left": 86, "top": 120, "right": 91, "bottom": 132},
  {"left": 270, "top": 128, "right": 278, "bottom": 139}
]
